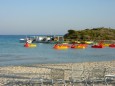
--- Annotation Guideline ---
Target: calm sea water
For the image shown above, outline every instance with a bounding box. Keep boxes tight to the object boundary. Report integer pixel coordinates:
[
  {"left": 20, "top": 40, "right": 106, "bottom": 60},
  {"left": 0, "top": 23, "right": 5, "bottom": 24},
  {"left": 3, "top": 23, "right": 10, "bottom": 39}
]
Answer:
[{"left": 0, "top": 35, "right": 115, "bottom": 66}]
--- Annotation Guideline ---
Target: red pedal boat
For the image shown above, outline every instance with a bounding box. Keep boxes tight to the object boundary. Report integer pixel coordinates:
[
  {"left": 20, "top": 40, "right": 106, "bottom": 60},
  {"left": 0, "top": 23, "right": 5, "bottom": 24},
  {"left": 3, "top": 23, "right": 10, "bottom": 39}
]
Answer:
[
  {"left": 109, "top": 44, "right": 115, "bottom": 48},
  {"left": 91, "top": 44, "right": 104, "bottom": 48}
]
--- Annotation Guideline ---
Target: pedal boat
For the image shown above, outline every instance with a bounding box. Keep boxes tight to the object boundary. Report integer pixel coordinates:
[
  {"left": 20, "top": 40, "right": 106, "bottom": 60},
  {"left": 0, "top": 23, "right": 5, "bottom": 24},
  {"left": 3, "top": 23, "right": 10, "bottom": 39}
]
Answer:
[
  {"left": 91, "top": 44, "right": 104, "bottom": 48},
  {"left": 53, "top": 44, "right": 69, "bottom": 50},
  {"left": 109, "top": 44, "right": 115, "bottom": 48},
  {"left": 24, "top": 43, "right": 37, "bottom": 48},
  {"left": 71, "top": 44, "right": 86, "bottom": 49}
]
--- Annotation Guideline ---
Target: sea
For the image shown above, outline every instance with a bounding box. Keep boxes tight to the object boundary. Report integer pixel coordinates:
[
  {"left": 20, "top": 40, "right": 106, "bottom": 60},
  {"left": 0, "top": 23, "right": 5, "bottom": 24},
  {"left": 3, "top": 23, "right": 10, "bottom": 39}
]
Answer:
[{"left": 0, "top": 35, "right": 115, "bottom": 66}]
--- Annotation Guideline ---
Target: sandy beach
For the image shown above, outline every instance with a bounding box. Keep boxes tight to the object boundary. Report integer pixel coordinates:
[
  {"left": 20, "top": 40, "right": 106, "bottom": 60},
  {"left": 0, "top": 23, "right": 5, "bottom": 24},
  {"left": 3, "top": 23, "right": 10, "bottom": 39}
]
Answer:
[{"left": 0, "top": 61, "right": 115, "bottom": 86}]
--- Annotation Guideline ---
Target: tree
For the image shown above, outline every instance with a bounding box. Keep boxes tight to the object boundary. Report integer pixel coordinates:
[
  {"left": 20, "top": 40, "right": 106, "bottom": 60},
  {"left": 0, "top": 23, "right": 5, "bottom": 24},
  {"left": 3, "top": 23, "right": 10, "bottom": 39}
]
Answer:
[{"left": 68, "top": 30, "right": 76, "bottom": 34}]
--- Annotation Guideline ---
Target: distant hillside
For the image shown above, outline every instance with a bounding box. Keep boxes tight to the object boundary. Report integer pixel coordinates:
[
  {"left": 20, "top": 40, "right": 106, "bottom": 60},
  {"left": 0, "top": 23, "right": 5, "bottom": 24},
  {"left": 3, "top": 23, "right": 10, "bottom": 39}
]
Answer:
[{"left": 64, "top": 27, "right": 115, "bottom": 41}]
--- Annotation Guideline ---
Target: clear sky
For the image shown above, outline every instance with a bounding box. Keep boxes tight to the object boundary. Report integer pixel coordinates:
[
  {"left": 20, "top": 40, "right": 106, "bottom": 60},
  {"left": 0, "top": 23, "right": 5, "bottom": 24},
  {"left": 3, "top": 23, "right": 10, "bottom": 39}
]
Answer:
[{"left": 0, "top": 0, "right": 115, "bottom": 35}]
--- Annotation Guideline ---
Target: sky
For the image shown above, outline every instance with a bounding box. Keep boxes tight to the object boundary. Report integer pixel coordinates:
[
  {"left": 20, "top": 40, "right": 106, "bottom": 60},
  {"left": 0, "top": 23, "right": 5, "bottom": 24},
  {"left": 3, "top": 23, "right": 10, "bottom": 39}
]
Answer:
[{"left": 0, "top": 0, "right": 115, "bottom": 35}]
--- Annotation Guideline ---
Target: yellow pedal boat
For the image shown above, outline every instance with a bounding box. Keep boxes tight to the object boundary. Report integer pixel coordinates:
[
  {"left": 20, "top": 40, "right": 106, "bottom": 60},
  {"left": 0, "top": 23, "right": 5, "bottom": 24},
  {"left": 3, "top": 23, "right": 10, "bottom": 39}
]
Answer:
[
  {"left": 53, "top": 44, "right": 69, "bottom": 50},
  {"left": 24, "top": 43, "right": 37, "bottom": 48}
]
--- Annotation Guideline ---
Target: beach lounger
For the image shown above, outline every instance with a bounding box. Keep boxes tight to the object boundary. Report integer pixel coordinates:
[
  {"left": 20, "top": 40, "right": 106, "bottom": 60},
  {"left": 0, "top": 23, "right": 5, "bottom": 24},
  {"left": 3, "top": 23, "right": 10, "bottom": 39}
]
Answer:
[{"left": 86, "top": 67, "right": 108, "bottom": 86}]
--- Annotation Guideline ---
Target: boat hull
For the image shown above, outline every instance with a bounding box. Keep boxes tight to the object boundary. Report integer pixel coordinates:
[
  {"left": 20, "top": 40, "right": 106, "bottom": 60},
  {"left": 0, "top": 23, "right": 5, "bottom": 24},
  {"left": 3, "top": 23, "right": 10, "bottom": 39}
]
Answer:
[
  {"left": 109, "top": 44, "right": 115, "bottom": 48},
  {"left": 71, "top": 44, "right": 86, "bottom": 49},
  {"left": 53, "top": 44, "right": 69, "bottom": 50},
  {"left": 91, "top": 45, "right": 104, "bottom": 48},
  {"left": 24, "top": 44, "right": 37, "bottom": 48}
]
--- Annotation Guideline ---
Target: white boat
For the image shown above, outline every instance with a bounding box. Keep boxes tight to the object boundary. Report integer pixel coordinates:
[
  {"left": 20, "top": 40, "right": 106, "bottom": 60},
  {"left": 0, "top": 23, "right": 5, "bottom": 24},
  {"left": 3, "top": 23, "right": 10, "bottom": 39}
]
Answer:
[
  {"left": 19, "top": 35, "right": 64, "bottom": 43},
  {"left": 19, "top": 38, "right": 27, "bottom": 43},
  {"left": 19, "top": 36, "right": 33, "bottom": 43}
]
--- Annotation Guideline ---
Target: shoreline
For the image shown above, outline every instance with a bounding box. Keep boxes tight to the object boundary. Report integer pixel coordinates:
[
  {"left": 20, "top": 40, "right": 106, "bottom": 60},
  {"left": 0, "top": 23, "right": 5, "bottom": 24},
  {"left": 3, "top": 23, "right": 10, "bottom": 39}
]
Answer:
[{"left": 0, "top": 60, "right": 115, "bottom": 85}]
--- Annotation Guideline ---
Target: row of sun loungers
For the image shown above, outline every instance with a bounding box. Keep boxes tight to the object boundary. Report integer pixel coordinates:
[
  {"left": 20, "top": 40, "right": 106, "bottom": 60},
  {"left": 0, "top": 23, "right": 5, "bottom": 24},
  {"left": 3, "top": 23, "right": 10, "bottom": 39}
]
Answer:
[{"left": 1, "top": 66, "right": 115, "bottom": 86}]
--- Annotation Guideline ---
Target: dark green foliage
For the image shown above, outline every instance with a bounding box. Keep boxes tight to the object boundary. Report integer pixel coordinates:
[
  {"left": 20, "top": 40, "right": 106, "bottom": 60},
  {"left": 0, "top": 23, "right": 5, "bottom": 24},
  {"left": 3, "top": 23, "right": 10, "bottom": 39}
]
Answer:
[{"left": 64, "top": 27, "right": 115, "bottom": 41}]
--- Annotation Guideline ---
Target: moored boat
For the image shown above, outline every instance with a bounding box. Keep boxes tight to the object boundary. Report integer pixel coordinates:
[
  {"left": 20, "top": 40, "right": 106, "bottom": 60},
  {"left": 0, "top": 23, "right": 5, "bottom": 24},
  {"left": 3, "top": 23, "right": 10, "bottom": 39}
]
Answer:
[
  {"left": 53, "top": 44, "right": 69, "bottom": 50},
  {"left": 20, "top": 38, "right": 33, "bottom": 43},
  {"left": 109, "top": 44, "right": 115, "bottom": 48},
  {"left": 103, "top": 43, "right": 110, "bottom": 47},
  {"left": 24, "top": 43, "right": 37, "bottom": 48},
  {"left": 85, "top": 41, "right": 94, "bottom": 44},
  {"left": 20, "top": 38, "right": 26, "bottom": 43},
  {"left": 20, "top": 35, "right": 65, "bottom": 44},
  {"left": 91, "top": 44, "right": 104, "bottom": 48},
  {"left": 71, "top": 44, "right": 87, "bottom": 49}
]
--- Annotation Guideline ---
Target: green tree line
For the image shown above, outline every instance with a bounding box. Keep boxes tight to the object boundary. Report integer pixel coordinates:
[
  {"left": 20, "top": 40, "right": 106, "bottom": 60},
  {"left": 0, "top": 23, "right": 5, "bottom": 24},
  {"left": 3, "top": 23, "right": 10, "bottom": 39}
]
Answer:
[{"left": 64, "top": 27, "right": 115, "bottom": 41}]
